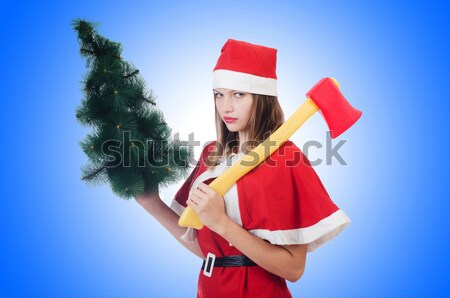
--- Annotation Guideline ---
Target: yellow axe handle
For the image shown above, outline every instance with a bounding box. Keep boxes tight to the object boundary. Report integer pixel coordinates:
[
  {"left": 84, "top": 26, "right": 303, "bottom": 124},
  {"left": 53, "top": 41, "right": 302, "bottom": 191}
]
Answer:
[{"left": 178, "top": 79, "right": 340, "bottom": 229}]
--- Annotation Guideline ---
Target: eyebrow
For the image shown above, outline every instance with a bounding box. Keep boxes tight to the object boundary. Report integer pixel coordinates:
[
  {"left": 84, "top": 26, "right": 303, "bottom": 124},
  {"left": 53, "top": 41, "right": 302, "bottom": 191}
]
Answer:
[{"left": 213, "top": 89, "right": 239, "bottom": 93}]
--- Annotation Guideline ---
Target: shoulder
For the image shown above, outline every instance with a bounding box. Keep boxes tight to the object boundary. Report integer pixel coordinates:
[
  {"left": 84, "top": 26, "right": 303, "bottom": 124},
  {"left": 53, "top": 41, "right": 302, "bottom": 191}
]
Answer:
[
  {"left": 266, "top": 140, "right": 311, "bottom": 168},
  {"left": 197, "top": 140, "right": 218, "bottom": 166},
  {"left": 204, "top": 140, "right": 218, "bottom": 155}
]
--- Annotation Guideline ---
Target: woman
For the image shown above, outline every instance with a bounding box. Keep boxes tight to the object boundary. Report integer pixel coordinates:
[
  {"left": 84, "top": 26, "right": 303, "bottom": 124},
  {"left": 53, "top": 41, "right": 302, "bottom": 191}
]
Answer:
[{"left": 136, "top": 38, "right": 350, "bottom": 298}]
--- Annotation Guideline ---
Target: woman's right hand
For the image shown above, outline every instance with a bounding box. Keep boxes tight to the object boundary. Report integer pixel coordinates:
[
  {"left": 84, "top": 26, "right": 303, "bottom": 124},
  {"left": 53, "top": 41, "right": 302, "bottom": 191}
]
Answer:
[{"left": 135, "top": 187, "right": 161, "bottom": 207}]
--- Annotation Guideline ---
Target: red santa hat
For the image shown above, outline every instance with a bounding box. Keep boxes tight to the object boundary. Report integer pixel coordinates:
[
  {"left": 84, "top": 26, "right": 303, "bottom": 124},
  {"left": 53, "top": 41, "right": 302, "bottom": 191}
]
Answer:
[{"left": 212, "top": 38, "right": 278, "bottom": 96}]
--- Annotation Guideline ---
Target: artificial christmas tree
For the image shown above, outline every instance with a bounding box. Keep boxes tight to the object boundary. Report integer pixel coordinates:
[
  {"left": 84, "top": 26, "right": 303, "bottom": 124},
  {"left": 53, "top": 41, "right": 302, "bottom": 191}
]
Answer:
[{"left": 72, "top": 18, "right": 192, "bottom": 199}]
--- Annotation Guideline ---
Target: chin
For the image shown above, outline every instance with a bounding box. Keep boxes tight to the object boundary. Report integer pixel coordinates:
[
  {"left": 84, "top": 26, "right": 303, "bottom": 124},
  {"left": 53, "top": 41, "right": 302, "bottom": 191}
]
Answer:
[{"left": 225, "top": 124, "right": 240, "bottom": 132}]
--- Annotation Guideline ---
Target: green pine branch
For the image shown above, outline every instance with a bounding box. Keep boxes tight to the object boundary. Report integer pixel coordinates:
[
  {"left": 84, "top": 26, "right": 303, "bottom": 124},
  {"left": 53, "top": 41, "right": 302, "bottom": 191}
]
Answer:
[{"left": 72, "top": 18, "right": 192, "bottom": 199}]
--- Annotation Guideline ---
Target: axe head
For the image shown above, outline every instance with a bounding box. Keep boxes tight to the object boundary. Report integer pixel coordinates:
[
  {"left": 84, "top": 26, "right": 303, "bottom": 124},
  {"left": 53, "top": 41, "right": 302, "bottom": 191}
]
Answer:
[{"left": 306, "top": 78, "right": 362, "bottom": 138}]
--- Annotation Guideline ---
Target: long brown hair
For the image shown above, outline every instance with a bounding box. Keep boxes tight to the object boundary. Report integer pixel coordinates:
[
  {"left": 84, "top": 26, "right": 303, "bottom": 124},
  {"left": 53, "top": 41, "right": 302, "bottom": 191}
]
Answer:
[{"left": 205, "top": 93, "right": 285, "bottom": 168}]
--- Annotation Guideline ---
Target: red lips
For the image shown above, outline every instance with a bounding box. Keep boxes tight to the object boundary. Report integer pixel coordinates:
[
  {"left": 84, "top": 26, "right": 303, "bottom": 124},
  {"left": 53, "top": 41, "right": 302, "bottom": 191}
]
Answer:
[{"left": 224, "top": 116, "right": 238, "bottom": 122}]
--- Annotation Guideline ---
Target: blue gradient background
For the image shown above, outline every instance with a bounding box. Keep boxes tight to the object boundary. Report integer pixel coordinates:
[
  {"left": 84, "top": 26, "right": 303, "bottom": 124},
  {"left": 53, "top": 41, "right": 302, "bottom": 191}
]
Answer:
[{"left": 1, "top": 1, "right": 449, "bottom": 297}]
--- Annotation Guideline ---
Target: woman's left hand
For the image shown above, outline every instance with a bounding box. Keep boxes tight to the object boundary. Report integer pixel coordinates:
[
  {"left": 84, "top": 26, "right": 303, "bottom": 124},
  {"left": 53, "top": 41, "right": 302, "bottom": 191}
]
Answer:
[{"left": 186, "top": 182, "right": 229, "bottom": 234}]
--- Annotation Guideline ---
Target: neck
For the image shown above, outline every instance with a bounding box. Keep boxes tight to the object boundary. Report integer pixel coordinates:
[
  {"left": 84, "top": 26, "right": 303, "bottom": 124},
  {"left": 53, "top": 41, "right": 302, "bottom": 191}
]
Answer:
[{"left": 238, "top": 131, "right": 248, "bottom": 153}]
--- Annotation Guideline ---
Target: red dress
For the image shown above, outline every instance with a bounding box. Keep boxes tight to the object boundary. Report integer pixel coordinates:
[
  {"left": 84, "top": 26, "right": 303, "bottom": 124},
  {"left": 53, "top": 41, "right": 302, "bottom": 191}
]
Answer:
[{"left": 170, "top": 140, "right": 350, "bottom": 298}]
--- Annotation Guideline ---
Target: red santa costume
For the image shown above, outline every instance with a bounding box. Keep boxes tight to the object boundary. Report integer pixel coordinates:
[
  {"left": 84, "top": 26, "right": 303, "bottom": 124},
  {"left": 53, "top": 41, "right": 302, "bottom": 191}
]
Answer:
[{"left": 169, "top": 39, "right": 351, "bottom": 298}]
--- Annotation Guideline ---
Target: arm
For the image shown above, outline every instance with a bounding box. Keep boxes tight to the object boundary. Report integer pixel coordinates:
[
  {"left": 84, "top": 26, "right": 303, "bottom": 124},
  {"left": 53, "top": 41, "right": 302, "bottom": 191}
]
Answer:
[
  {"left": 135, "top": 192, "right": 204, "bottom": 259},
  {"left": 187, "top": 183, "right": 307, "bottom": 282},
  {"left": 217, "top": 217, "right": 307, "bottom": 283}
]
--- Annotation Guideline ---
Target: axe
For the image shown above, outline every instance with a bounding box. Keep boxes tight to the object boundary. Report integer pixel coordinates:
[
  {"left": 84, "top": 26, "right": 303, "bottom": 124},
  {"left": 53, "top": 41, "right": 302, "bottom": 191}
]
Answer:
[{"left": 178, "top": 78, "right": 362, "bottom": 230}]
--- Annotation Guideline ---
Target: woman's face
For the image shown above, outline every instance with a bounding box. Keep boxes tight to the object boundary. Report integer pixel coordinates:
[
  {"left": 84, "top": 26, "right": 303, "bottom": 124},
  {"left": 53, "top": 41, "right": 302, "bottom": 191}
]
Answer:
[{"left": 214, "top": 88, "right": 254, "bottom": 134}]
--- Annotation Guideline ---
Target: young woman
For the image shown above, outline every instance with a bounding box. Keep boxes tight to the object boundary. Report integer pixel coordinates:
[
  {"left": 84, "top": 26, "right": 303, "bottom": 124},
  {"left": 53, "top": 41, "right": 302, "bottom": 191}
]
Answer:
[{"left": 136, "top": 38, "right": 350, "bottom": 298}]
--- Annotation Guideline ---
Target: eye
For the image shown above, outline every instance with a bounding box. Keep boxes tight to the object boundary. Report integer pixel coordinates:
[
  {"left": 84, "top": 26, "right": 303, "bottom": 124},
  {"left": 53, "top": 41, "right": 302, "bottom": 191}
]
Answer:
[
  {"left": 234, "top": 92, "right": 245, "bottom": 98},
  {"left": 214, "top": 92, "right": 223, "bottom": 98}
]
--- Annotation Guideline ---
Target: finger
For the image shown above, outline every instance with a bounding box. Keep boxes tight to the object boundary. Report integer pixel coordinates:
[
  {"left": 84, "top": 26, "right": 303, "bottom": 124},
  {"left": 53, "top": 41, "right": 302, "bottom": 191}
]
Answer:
[
  {"left": 198, "top": 183, "right": 222, "bottom": 200},
  {"left": 188, "top": 195, "right": 199, "bottom": 205},
  {"left": 187, "top": 198, "right": 198, "bottom": 212},
  {"left": 197, "top": 183, "right": 214, "bottom": 195},
  {"left": 192, "top": 188, "right": 205, "bottom": 200}
]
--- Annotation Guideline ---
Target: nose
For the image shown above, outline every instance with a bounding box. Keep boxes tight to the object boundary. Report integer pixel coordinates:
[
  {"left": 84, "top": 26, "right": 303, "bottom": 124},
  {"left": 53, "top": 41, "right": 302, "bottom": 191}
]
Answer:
[{"left": 222, "top": 96, "right": 234, "bottom": 112}]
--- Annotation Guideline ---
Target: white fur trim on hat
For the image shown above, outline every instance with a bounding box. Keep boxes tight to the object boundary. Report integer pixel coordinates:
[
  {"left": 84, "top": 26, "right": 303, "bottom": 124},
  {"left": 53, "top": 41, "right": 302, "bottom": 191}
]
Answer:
[{"left": 212, "top": 69, "right": 278, "bottom": 96}]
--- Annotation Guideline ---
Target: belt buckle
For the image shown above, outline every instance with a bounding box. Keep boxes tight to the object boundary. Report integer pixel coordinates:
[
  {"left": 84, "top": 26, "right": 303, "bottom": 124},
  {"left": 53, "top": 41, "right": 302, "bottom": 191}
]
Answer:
[{"left": 203, "top": 252, "right": 216, "bottom": 277}]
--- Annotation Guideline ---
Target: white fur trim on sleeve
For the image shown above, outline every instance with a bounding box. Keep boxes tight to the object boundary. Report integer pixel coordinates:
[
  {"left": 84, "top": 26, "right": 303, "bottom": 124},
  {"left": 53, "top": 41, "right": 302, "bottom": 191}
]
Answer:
[
  {"left": 180, "top": 227, "right": 197, "bottom": 243},
  {"left": 169, "top": 198, "right": 198, "bottom": 243},
  {"left": 248, "top": 209, "right": 351, "bottom": 252},
  {"left": 169, "top": 198, "right": 185, "bottom": 217}
]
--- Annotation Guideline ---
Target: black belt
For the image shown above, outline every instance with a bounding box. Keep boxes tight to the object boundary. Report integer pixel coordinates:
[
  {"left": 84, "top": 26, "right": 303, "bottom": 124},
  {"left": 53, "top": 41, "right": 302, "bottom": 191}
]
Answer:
[{"left": 201, "top": 253, "right": 257, "bottom": 277}]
